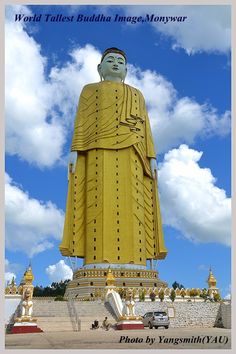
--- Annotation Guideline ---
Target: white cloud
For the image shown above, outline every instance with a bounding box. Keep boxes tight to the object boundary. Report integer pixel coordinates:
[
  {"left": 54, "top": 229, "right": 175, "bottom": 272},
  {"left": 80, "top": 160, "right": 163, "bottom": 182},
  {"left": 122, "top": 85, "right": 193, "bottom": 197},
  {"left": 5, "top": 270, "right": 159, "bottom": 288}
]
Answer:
[
  {"left": 5, "top": 173, "right": 64, "bottom": 257},
  {"left": 64, "top": 5, "right": 81, "bottom": 15},
  {"left": 5, "top": 259, "right": 10, "bottom": 269},
  {"left": 158, "top": 144, "right": 231, "bottom": 246},
  {"left": 5, "top": 6, "right": 66, "bottom": 167},
  {"left": 5, "top": 4, "right": 32, "bottom": 27},
  {"left": 126, "top": 67, "right": 230, "bottom": 153},
  {"left": 5, "top": 258, "right": 22, "bottom": 274},
  {"left": 5, "top": 272, "right": 16, "bottom": 286},
  {"left": 223, "top": 284, "right": 231, "bottom": 300},
  {"left": 5, "top": 6, "right": 101, "bottom": 167},
  {"left": 198, "top": 264, "right": 209, "bottom": 272},
  {"left": 5, "top": 5, "right": 230, "bottom": 167},
  {"left": 125, "top": 5, "right": 231, "bottom": 54},
  {"left": 5, "top": 259, "right": 17, "bottom": 285},
  {"left": 46, "top": 260, "right": 73, "bottom": 282}
]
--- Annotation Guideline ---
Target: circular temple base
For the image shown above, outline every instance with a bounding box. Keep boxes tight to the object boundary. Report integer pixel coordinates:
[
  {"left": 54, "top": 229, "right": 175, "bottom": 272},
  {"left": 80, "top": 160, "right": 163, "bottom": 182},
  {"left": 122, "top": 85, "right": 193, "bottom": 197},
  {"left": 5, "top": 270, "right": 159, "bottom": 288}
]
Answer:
[{"left": 65, "top": 267, "right": 167, "bottom": 300}]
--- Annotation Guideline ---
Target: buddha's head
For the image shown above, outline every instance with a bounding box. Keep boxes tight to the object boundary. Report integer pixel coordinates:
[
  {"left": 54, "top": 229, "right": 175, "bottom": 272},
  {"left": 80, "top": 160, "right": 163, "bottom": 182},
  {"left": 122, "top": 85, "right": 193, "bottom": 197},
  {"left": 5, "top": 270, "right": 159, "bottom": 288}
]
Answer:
[{"left": 97, "top": 47, "right": 127, "bottom": 82}]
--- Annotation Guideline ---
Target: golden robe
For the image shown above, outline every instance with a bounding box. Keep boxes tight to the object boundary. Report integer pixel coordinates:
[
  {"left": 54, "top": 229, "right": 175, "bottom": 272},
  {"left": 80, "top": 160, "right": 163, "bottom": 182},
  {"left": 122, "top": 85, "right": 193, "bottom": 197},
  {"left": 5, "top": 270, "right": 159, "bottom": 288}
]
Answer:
[{"left": 59, "top": 81, "right": 167, "bottom": 266}]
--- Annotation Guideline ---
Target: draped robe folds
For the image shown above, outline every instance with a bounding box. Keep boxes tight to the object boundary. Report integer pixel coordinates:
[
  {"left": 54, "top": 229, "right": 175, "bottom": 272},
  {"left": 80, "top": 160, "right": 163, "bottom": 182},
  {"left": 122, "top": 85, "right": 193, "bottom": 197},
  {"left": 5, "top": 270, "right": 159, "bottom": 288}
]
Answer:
[{"left": 59, "top": 81, "right": 167, "bottom": 266}]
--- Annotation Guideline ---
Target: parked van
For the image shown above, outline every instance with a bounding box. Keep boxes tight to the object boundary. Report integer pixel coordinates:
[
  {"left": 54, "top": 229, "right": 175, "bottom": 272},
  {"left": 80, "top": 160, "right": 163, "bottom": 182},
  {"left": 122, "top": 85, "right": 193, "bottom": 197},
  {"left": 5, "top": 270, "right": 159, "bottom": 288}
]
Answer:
[{"left": 142, "top": 311, "right": 169, "bottom": 329}]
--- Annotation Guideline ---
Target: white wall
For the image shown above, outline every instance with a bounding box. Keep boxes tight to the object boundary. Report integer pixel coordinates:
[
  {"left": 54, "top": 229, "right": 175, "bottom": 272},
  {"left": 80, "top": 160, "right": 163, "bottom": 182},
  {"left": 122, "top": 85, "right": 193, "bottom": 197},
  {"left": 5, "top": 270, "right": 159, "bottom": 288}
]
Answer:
[
  {"left": 5, "top": 295, "right": 22, "bottom": 324},
  {"left": 221, "top": 302, "right": 231, "bottom": 329}
]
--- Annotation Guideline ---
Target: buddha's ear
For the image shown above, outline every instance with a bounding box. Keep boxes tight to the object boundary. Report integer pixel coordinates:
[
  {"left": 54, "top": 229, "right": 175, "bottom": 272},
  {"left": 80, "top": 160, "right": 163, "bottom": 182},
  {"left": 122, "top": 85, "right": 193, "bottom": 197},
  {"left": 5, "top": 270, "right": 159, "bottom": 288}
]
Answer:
[
  {"left": 97, "top": 64, "right": 103, "bottom": 81},
  {"left": 121, "top": 66, "right": 127, "bottom": 82}
]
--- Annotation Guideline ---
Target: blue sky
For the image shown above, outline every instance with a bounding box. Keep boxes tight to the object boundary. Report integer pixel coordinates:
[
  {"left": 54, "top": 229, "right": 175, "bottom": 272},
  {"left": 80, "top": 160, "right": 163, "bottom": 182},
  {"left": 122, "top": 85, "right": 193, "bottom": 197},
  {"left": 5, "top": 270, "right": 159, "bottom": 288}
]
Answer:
[{"left": 5, "top": 5, "right": 231, "bottom": 298}]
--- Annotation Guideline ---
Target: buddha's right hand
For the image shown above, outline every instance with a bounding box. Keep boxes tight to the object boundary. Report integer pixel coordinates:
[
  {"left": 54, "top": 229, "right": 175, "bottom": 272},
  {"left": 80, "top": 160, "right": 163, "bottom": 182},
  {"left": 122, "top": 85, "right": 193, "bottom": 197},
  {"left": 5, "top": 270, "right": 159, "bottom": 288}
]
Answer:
[{"left": 68, "top": 151, "right": 78, "bottom": 174}]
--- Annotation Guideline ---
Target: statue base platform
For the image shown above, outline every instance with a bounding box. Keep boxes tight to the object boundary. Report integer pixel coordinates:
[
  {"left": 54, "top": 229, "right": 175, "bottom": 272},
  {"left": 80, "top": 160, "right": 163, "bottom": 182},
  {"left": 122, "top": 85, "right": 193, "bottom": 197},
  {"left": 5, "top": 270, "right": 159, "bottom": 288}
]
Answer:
[
  {"left": 11, "top": 322, "right": 43, "bottom": 334},
  {"left": 65, "top": 267, "right": 167, "bottom": 300},
  {"left": 116, "top": 320, "right": 144, "bottom": 330}
]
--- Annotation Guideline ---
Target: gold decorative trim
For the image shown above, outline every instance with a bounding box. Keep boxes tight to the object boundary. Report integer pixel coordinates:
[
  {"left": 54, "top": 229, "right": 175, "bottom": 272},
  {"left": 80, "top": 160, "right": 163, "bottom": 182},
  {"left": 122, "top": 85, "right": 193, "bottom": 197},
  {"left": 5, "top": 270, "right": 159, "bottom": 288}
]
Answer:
[
  {"left": 118, "top": 315, "right": 143, "bottom": 321},
  {"left": 15, "top": 317, "right": 37, "bottom": 323},
  {"left": 73, "top": 268, "right": 159, "bottom": 280}
]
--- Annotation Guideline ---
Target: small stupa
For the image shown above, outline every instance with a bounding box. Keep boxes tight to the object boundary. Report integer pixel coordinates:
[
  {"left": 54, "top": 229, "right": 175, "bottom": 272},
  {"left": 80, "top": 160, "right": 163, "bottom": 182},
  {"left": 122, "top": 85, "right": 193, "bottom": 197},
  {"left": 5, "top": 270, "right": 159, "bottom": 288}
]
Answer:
[{"left": 207, "top": 267, "right": 220, "bottom": 299}]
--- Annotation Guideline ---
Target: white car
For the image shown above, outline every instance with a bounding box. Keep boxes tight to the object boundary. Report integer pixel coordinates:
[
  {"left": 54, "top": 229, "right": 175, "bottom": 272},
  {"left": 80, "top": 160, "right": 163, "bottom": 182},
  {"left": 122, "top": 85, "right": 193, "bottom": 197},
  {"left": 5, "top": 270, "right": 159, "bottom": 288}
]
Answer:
[{"left": 142, "top": 311, "right": 170, "bottom": 329}]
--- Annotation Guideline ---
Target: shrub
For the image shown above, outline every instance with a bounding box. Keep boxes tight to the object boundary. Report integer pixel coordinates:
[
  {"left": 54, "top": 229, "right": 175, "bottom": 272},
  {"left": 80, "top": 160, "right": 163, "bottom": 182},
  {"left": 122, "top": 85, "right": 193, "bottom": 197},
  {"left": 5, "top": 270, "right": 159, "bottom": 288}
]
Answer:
[{"left": 54, "top": 295, "right": 66, "bottom": 301}]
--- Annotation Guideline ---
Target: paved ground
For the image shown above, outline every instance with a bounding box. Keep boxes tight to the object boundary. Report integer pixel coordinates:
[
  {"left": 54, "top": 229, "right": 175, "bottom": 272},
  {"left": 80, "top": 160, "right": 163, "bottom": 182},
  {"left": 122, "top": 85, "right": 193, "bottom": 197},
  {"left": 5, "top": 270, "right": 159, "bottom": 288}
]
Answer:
[{"left": 5, "top": 327, "right": 231, "bottom": 349}]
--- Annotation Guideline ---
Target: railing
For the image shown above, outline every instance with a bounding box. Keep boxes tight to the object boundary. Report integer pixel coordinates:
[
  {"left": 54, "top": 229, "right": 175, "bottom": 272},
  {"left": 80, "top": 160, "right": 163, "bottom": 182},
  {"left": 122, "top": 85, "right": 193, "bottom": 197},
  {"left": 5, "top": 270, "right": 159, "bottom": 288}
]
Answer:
[
  {"left": 67, "top": 296, "right": 80, "bottom": 331},
  {"left": 105, "top": 289, "right": 123, "bottom": 319},
  {"left": 5, "top": 301, "right": 22, "bottom": 333}
]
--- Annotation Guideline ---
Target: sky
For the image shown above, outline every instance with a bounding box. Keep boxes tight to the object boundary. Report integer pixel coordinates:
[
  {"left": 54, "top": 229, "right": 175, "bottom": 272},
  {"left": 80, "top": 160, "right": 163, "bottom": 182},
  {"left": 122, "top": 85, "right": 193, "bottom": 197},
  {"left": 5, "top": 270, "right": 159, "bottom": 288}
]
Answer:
[{"left": 4, "top": 4, "right": 231, "bottom": 298}]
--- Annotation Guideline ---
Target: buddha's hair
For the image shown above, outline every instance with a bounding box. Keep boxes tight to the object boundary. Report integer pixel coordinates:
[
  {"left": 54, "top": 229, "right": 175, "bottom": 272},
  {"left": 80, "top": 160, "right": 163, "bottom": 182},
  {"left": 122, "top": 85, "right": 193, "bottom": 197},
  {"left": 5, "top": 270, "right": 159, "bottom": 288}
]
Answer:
[{"left": 101, "top": 47, "right": 127, "bottom": 63}]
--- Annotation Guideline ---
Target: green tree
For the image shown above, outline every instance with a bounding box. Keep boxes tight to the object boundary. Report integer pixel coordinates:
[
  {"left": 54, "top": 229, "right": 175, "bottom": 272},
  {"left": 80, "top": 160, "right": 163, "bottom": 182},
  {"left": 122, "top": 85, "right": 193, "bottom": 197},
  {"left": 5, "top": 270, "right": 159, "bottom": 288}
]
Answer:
[
  {"left": 117, "top": 288, "right": 126, "bottom": 299},
  {"left": 213, "top": 293, "right": 221, "bottom": 302},
  {"left": 33, "top": 279, "right": 70, "bottom": 297},
  {"left": 33, "top": 285, "right": 44, "bottom": 297},
  {"left": 189, "top": 288, "right": 198, "bottom": 302},
  {"left": 199, "top": 288, "right": 209, "bottom": 302},
  {"left": 172, "top": 281, "right": 185, "bottom": 290},
  {"left": 149, "top": 291, "right": 156, "bottom": 302},
  {"left": 169, "top": 289, "right": 176, "bottom": 302},
  {"left": 139, "top": 289, "right": 145, "bottom": 301},
  {"left": 180, "top": 289, "right": 186, "bottom": 299},
  {"left": 158, "top": 289, "right": 165, "bottom": 302}
]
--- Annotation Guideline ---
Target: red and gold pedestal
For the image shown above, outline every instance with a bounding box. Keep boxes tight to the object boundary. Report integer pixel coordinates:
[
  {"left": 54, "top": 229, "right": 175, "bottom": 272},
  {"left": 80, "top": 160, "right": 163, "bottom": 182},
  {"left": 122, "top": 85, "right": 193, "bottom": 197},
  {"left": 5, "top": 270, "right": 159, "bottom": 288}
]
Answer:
[
  {"left": 116, "top": 315, "right": 144, "bottom": 330},
  {"left": 11, "top": 317, "right": 43, "bottom": 334},
  {"left": 11, "top": 322, "right": 43, "bottom": 334}
]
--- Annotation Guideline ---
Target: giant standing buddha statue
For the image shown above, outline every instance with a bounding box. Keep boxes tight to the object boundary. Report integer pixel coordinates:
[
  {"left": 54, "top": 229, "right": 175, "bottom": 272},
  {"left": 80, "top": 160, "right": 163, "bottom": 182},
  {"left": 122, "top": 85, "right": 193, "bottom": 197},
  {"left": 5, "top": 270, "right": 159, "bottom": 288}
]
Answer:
[{"left": 59, "top": 48, "right": 168, "bottom": 299}]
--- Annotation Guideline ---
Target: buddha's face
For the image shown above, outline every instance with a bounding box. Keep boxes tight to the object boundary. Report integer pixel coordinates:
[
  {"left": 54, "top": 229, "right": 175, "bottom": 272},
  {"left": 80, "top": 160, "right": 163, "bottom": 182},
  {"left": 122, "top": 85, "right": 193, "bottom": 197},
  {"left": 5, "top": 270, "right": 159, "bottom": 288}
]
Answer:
[{"left": 98, "top": 52, "right": 127, "bottom": 82}]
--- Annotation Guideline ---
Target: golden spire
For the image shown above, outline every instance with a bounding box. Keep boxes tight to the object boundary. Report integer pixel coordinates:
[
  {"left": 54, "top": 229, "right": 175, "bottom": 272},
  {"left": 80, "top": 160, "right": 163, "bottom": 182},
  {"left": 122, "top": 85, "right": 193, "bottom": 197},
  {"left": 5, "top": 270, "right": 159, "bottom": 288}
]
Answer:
[
  {"left": 10, "top": 276, "right": 16, "bottom": 286},
  {"left": 207, "top": 267, "right": 217, "bottom": 288},
  {"left": 106, "top": 268, "right": 116, "bottom": 286},
  {"left": 24, "top": 262, "right": 34, "bottom": 285}
]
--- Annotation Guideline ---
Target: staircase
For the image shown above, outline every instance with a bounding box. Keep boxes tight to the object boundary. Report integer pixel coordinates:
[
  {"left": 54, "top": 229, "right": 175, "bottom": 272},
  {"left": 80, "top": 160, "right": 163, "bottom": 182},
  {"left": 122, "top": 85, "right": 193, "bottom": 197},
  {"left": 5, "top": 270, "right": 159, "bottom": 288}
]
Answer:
[{"left": 32, "top": 300, "right": 117, "bottom": 332}]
